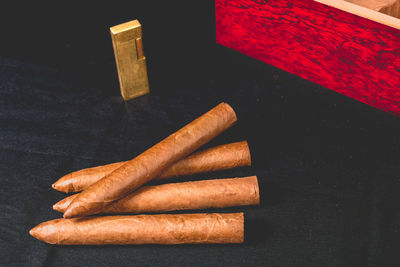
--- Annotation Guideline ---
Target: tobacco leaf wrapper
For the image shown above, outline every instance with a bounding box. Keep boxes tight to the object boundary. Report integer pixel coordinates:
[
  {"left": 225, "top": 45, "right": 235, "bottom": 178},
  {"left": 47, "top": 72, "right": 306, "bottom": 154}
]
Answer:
[
  {"left": 64, "top": 103, "right": 237, "bottom": 218},
  {"left": 52, "top": 141, "right": 251, "bottom": 193},
  {"left": 29, "top": 213, "right": 244, "bottom": 245},
  {"left": 54, "top": 176, "right": 259, "bottom": 214}
]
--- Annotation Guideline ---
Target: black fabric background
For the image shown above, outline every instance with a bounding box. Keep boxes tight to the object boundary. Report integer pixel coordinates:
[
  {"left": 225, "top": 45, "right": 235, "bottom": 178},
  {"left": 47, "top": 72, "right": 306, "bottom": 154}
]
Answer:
[{"left": 1, "top": 1, "right": 400, "bottom": 266}]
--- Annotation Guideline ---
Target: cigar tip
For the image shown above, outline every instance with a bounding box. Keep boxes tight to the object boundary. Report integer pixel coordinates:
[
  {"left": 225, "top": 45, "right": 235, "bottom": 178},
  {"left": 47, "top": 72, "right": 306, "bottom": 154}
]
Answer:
[
  {"left": 29, "top": 227, "right": 39, "bottom": 239},
  {"left": 63, "top": 198, "right": 79, "bottom": 218},
  {"left": 52, "top": 174, "right": 74, "bottom": 193},
  {"left": 52, "top": 203, "right": 59, "bottom": 211},
  {"left": 29, "top": 221, "right": 58, "bottom": 244},
  {"left": 51, "top": 180, "right": 65, "bottom": 191},
  {"left": 63, "top": 208, "right": 75, "bottom": 218}
]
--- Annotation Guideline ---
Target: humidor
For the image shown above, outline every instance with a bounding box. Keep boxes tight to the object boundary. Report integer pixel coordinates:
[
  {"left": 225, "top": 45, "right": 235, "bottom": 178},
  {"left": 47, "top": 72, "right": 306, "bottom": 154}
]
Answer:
[{"left": 216, "top": 0, "right": 400, "bottom": 116}]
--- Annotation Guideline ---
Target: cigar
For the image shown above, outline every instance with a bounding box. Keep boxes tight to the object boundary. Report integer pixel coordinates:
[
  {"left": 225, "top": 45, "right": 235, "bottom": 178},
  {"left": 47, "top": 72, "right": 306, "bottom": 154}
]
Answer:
[
  {"left": 63, "top": 103, "right": 237, "bottom": 218},
  {"left": 54, "top": 176, "right": 259, "bottom": 214},
  {"left": 29, "top": 213, "right": 244, "bottom": 245},
  {"left": 52, "top": 141, "right": 251, "bottom": 193}
]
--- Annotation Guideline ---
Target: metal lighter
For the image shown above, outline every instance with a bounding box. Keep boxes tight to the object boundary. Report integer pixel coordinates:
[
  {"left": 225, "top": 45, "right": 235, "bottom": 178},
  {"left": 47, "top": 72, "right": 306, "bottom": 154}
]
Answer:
[{"left": 110, "top": 19, "right": 150, "bottom": 100}]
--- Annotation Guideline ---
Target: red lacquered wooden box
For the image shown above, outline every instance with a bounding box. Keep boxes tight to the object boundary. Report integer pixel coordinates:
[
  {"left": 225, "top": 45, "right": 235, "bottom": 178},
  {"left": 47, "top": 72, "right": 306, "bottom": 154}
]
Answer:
[{"left": 216, "top": 0, "right": 400, "bottom": 116}]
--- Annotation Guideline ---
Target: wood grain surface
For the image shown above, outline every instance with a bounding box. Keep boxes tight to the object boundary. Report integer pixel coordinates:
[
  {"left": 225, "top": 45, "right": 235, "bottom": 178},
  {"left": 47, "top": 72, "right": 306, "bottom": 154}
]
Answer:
[{"left": 216, "top": 0, "right": 400, "bottom": 116}]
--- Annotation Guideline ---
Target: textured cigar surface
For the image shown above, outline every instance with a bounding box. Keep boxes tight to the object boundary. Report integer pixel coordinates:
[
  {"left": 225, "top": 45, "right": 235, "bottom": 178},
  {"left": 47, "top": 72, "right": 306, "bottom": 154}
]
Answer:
[
  {"left": 64, "top": 103, "right": 237, "bottom": 218},
  {"left": 52, "top": 162, "right": 126, "bottom": 193},
  {"left": 54, "top": 176, "right": 259, "bottom": 214},
  {"left": 52, "top": 141, "right": 251, "bottom": 193},
  {"left": 158, "top": 141, "right": 251, "bottom": 179},
  {"left": 29, "top": 213, "right": 244, "bottom": 245}
]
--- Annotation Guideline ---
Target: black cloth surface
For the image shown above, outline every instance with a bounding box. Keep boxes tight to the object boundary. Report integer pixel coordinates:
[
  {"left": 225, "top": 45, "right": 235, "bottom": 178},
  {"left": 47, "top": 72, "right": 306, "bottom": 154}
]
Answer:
[{"left": 2, "top": 2, "right": 400, "bottom": 266}]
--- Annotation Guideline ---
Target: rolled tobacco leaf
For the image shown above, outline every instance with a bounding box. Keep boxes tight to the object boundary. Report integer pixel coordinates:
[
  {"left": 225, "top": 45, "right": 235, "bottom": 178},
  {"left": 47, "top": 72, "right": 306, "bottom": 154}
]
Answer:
[
  {"left": 64, "top": 103, "right": 237, "bottom": 218},
  {"left": 52, "top": 141, "right": 251, "bottom": 193},
  {"left": 29, "top": 213, "right": 244, "bottom": 245},
  {"left": 54, "top": 176, "right": 259, "bottom": 214}
]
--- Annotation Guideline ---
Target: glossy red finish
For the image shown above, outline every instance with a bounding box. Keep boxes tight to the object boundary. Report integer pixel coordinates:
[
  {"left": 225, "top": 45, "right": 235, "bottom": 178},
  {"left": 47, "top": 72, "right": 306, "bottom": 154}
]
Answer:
[{"left": 216, "top": 0, "right": 400, "bottom": 116}]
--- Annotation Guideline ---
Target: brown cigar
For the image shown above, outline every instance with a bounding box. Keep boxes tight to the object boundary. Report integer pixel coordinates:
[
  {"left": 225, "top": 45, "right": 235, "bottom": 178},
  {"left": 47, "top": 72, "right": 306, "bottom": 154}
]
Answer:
[
  {"left": 52, "top": 141, "right": 251, "bottom": 193},
  {"left": 54, "top": 176, "right": 259, "bottom": 214},
  {"left": 29, "top": 213, "right": 244, "bottom": 245},
  {"left": 63, "top": 103, "right": 237, "bottom": 218}
]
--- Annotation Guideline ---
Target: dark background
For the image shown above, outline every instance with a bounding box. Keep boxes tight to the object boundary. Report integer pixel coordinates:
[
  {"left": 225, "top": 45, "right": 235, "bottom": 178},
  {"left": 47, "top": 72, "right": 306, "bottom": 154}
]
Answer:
[{"left": 1, "top": 1, "right": 400, "bottom": 266}]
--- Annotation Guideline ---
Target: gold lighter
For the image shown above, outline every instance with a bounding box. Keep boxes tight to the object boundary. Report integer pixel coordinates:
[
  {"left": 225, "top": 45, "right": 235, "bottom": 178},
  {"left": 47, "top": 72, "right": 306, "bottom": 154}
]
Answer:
[{"left": 110, "top": 20, "right": 150, "bottom": 101}]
